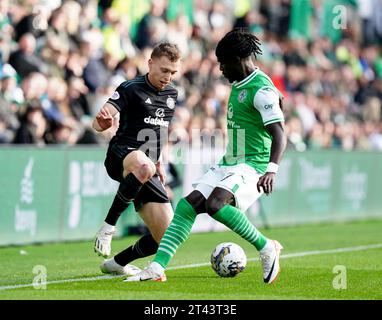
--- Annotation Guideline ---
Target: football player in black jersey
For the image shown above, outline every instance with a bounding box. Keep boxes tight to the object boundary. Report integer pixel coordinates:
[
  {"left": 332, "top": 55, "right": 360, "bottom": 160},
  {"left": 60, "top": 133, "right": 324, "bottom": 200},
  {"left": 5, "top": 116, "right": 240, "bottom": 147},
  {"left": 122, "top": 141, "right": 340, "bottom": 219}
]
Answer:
[{"left": 92, "top": 43, "right": 181, "bottom": 277}]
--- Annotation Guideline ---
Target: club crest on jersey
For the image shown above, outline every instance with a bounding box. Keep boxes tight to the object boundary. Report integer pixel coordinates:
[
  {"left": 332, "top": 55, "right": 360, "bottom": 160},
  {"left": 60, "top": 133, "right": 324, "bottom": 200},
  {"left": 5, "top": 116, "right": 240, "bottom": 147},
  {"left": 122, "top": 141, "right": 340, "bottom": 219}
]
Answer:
[
  {"left": 166, "top": 97, "right": 175, "bottom": 109},
  {"left": 110, "top": 91, "right": 120, "bottom": 100},
  {"left": 238, "top": 90, "right": 247, "bottom": 103}
]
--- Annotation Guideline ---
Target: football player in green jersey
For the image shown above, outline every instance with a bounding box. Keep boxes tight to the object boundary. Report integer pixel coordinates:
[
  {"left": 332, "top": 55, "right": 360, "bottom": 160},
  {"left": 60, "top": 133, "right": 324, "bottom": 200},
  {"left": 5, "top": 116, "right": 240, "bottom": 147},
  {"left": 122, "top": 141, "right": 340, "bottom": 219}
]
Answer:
[{"left": 125, "top": 29, "right": 287, "bottom": 284}]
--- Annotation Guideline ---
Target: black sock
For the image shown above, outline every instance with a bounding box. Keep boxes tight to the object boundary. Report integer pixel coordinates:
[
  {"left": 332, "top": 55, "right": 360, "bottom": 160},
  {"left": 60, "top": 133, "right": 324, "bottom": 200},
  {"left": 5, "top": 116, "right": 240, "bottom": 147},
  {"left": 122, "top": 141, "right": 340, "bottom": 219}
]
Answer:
[
  {"left": 114, "top": 234, "right": 158, "bottom": 266},
  {"left": 105, "top": 173, "right": 143, "bottom": 226},
  {"left": 104, "top": 195, "right": 129, "bottom": 225}
]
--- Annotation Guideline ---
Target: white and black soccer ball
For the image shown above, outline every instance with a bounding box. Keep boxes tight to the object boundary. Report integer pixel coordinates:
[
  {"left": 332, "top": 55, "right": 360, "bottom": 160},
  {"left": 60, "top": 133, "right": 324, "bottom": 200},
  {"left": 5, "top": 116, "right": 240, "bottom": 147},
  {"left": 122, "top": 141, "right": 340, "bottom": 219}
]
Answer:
[{"left": 210, "top": 242, "right": 247, "bottom": 277}]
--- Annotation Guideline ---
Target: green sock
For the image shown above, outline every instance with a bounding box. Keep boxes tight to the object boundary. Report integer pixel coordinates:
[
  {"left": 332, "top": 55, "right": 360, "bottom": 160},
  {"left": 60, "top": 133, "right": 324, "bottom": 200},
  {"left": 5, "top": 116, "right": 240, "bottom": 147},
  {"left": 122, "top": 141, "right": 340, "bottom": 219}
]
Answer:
[
  {"left": 154, "top": 198, "right": 197, "bottom": 268},
  {"left": 212, "top": 205, "right": 268, "bottom": 251}
]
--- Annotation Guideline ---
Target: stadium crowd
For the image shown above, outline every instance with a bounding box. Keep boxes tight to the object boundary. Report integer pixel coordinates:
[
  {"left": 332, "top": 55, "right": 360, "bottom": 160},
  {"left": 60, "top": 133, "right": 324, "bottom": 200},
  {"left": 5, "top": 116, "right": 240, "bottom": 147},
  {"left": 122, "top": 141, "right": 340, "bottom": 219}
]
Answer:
[{"left": 0, "top": 0, "right": 382, "bottom": 151}]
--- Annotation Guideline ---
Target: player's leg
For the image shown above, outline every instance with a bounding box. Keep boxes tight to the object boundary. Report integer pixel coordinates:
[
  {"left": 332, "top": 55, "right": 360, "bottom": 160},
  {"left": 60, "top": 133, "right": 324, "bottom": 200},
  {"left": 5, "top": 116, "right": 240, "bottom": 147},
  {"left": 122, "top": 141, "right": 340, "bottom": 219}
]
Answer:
[
  {"left": 124, "top": 190, "right": 206, "bottom": 282},
  {"left": 100, "top": 202, "right": 173, "bottom": 277},
  {"left": 103, "top": 173, "right": 172, "bottom": 277},
  {"left": 206, "top": 166, "right": 283, "bottom": 283},
  {"left": 152, "top": 190, "right": 206, "bottom": 266},
  {"left": 105, "top": 150, "right": 156, "bottom": 225},
  {"left": 113, "top": 202, "right": 173, "bottom": 267},
  {"left": 124, "top": 166, "right": 223, "bottom": 282},
  {"left": 95, "top": 150, "right": 156, "bottom": 257},
  {"left": 206, "top": 187, "right": 268, "bottom": 251},
  {"left": 138, "top": 202, "right": 174, "bottom": 242},
  {"left": 150, "top": 166, "right": 223, "bottom": 271}
]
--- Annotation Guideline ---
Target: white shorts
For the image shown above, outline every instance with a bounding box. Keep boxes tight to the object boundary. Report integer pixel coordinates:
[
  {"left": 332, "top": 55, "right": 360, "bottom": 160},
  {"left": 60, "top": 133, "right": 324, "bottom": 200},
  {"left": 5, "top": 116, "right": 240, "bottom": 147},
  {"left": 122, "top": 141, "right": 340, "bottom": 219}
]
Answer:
[{"left": 192, "top": 163, "right": 263, "bottom": 212}]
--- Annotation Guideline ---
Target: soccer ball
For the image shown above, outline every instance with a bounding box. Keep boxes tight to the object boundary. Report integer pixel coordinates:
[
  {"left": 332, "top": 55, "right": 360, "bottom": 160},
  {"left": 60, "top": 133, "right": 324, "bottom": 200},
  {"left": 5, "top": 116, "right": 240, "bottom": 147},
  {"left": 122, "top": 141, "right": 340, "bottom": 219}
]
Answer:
[{"left": 210, "top": 242, "right": 247, "bottom": 277}]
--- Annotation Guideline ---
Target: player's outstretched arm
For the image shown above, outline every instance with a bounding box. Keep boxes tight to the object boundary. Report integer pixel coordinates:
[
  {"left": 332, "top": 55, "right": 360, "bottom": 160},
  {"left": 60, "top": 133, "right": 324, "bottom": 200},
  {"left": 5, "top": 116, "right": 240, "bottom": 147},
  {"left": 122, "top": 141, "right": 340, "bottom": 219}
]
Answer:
[
  {"left": 257, "top": 122, "right": 287, "bottom": 195},
  {"left": 266, "top": 121, "right": 287, "bottom": 166},
  {"left": 92, "top": 103, "right": 119, "bottom": 132}
]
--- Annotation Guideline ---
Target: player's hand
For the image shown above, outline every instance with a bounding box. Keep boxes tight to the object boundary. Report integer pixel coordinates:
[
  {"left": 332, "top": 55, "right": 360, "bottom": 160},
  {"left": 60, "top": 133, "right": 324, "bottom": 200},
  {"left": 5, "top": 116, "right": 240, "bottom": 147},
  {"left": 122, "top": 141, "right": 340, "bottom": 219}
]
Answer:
[
  {"left": 96, "top": 106, "right": 113, "bottom": 130},
  {"left": 156, "top": 162, "right": 166, "bottom": 185},
  {"left": 257, "top": 172, "right": 276, "bottom": 196}
]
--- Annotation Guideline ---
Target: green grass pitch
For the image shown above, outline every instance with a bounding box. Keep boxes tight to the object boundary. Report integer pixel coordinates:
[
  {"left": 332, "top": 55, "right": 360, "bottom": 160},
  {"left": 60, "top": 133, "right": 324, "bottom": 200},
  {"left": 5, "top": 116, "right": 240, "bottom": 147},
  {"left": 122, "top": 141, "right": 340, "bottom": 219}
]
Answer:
[{"left": 0, "top": 219, "right": 381, "bottom": 300}]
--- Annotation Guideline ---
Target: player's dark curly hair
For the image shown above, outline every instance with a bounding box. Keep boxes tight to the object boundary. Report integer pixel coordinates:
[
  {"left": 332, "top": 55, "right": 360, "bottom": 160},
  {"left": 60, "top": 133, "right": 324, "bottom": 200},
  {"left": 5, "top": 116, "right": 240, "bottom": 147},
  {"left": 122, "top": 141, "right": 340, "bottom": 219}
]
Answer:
[{"left": 215, "top": 28, "right": 262, "bottom": 61}]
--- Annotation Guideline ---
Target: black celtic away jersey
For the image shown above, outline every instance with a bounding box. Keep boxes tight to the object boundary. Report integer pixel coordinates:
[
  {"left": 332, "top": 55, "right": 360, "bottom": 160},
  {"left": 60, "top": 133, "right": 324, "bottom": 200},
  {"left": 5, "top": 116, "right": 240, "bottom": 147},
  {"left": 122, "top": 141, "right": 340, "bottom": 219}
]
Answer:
[{"left": 107, "top": 74, "right": 178, "bottom": 161}]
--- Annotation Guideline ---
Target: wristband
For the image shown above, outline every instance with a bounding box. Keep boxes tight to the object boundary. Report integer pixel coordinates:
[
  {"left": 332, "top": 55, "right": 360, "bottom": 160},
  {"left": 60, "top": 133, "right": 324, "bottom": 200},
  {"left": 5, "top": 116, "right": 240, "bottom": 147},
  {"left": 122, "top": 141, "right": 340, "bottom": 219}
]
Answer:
[{"left": 266, "top": 162, "right": 279, "bottom": 173}]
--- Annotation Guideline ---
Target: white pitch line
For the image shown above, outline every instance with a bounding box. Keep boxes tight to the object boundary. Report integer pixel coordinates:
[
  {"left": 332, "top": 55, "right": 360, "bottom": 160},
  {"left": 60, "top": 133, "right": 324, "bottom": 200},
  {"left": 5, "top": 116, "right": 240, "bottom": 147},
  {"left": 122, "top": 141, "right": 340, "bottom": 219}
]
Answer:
[
  {"left": 0, "top": 274, "right": 125, "bottom": 291},
  {"left": 1, "top": 243, "right": 381, "bottom": 291},
  {"left": 169, "top": 243, "right": 382, "bottom": 270}
]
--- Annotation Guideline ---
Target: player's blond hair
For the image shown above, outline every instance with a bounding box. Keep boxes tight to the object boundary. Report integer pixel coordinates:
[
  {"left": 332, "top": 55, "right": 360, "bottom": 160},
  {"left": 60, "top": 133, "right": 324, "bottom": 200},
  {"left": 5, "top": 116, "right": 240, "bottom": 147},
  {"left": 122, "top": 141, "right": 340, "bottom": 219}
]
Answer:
[{"left": 151, "top": 42, "right": 181, "bottom": 62}]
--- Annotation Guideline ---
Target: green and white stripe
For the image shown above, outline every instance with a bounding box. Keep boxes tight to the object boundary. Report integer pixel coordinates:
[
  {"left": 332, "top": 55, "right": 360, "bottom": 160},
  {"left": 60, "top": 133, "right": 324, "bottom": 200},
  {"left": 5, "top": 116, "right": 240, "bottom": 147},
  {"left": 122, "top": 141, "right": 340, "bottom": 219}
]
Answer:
[
  {"left": 213, "top": 205, "right": 267, "bottom": 251},
  {"left": 155, "top": 198, "right": 197, "bottom": 268},
  {"left": 234, "top": 68, "right": 259, "bottom": 89}
]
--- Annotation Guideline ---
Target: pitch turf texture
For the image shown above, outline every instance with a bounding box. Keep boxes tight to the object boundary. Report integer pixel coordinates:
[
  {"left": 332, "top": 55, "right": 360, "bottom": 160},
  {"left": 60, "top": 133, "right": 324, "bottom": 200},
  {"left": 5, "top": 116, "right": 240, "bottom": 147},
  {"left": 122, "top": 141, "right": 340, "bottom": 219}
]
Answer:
[{"left": 1, "top": 219, "right": 381, "bottom": 300}]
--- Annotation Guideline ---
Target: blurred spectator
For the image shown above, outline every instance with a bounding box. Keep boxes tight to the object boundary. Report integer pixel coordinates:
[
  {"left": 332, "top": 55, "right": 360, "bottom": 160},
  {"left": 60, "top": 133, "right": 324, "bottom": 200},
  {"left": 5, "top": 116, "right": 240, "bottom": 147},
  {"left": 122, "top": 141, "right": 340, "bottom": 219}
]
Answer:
[
  {"left": 0, "top": 113, "right": 13, "bottom": 143},
  {"left": 285, "top": 116, "right": 306, "bottom": 151},
  {"left": 68, "top": 77, "right": 91, "bottom": 120},
  {"left": 0, "top": 64, "right": 24, "bottom": 105},
  {"left": 8, "top": 33, "right": 46, "bottom": 78},
  {"left": 42, "top": 76, "right": 68, "bottom": 122},
  {"left": 135, "top": 0, "right": 167, "bottom": 50},
  {"left": 13, "top": 103, "right": 47, "bottom": 145},
  {"left": 115, "top": 56, "right": 138, "bottom": 80},
  {"left": 21, "top": 72, "right": 47, "bottom": 105},
  {"left": 13, "top": 2, "right": 51, "bottom": 42},
  {"left": 102, "top": 7, "right": 137, "bottom": 60},
  {"left": 81, "top": 30, "right": 111, "bottom": 93},
  {"left": 46, "top": 117, "right": 80, "bottom": 145},
  {"left": 0, "top": 0, "right": 380, "bottom": 153}
]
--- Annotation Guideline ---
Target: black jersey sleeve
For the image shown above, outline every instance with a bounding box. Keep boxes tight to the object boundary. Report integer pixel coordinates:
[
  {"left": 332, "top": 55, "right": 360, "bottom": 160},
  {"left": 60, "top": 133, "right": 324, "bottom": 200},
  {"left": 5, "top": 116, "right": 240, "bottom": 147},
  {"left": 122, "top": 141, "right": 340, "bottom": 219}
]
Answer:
[{"left": 106, "top": 82, "right": 130, "bottom": 112}]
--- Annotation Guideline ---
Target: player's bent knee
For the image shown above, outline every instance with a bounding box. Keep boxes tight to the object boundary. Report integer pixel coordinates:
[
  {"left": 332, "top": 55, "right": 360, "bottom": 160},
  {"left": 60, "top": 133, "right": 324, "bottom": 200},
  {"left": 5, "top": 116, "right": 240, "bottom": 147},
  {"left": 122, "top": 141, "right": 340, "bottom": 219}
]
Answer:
[
  {"left": 134, "top": 162, "right": 155, "bottom": 182},
  {"left": 185, "top": 191, "right": 206, "bottom": 214},
  {"left": 123, "top": 150, "right": 155, "bottom": 173},
  {"left": 205, "top": 198, "right": 225, "bottom": 216}
]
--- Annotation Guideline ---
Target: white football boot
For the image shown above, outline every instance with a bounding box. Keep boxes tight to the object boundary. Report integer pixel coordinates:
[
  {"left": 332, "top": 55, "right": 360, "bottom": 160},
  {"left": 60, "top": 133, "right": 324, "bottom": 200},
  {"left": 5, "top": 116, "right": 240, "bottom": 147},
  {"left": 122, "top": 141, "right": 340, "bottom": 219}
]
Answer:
[
  {"left": 259, "top": 239, "right": 283, "bottom": 284},
  {"left": 94, "top": 223, "right": 115, "bottom": 258},
  {"left": 123, "top": 262, "right": 167, "bottom": 282},
  {"left": 100, "top": 258, "right": 141, "bottom": 276}
]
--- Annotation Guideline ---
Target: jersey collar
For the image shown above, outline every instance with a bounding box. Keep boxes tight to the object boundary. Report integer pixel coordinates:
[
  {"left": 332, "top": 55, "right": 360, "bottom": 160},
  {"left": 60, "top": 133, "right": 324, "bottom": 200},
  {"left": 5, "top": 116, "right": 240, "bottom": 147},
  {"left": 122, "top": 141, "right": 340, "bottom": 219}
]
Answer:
[
  {"left": 233, "top": 67, "right": 259, "bottom": 88},
  {"left": 145, "top": 73, "right": 159, "bottom": 92}
]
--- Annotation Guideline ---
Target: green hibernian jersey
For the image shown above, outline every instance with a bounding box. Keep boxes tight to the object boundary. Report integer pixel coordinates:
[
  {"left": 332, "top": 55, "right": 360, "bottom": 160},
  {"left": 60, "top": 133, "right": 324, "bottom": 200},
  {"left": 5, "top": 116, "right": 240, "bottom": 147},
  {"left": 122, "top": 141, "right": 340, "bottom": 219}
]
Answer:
[{"left": 219, "top": 67, "right": 284, "bottom": 174}]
